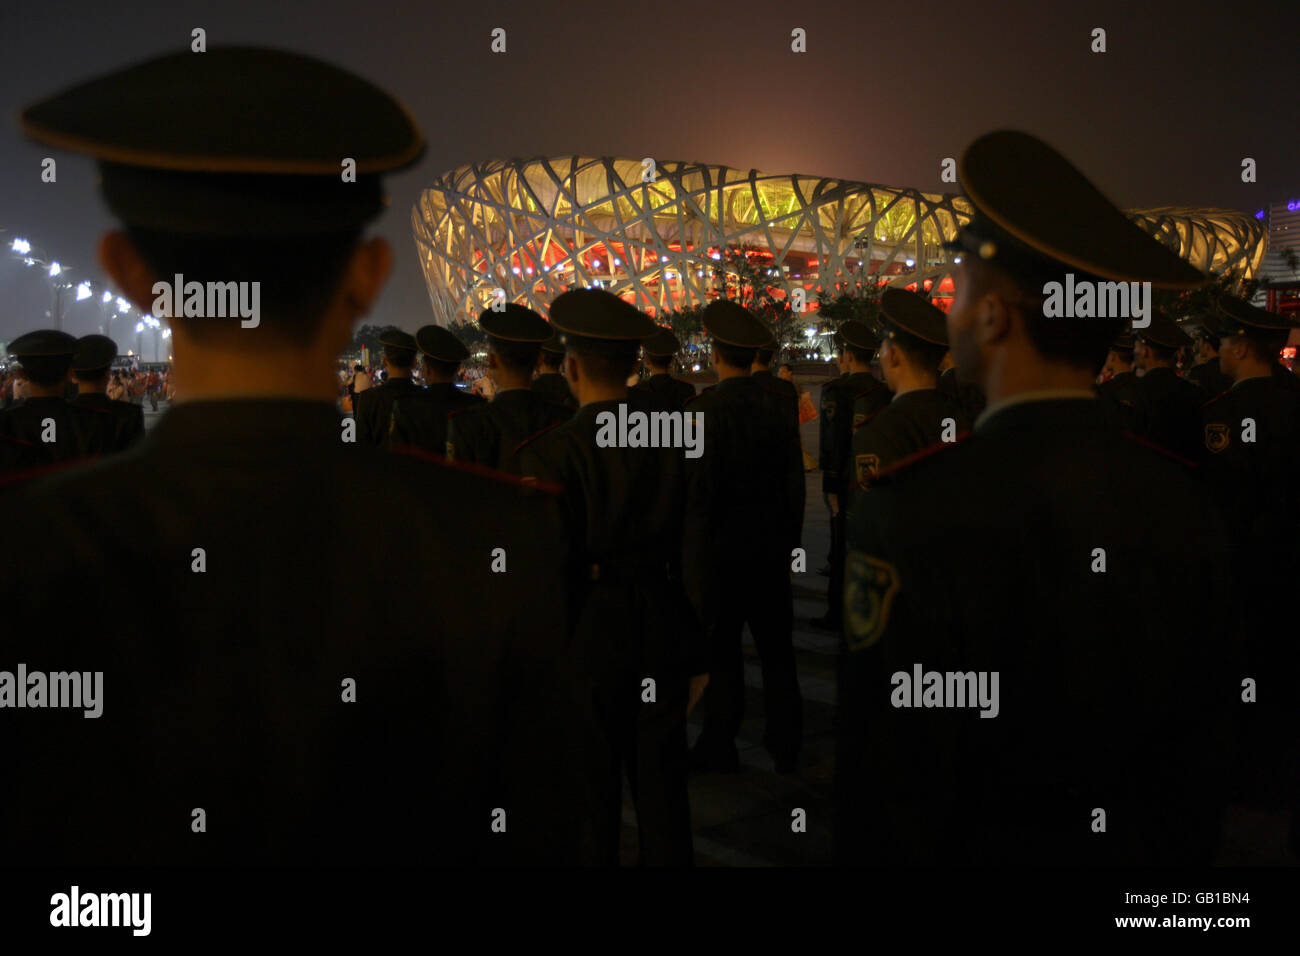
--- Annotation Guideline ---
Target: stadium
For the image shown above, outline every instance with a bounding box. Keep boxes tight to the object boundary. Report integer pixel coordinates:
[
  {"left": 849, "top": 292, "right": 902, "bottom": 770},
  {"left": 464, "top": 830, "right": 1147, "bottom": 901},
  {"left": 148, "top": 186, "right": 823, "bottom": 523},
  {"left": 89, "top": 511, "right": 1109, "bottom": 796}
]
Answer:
[{"left": 412, "top": 156, "right": 1267, "bottom": 326}]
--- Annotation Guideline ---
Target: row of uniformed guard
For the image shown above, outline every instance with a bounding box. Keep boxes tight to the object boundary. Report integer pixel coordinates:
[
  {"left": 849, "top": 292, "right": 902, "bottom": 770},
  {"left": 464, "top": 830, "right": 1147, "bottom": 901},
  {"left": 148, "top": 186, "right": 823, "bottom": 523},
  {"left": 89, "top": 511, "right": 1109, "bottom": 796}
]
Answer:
[
  {"left": 342, "top": 292, "right": 808, "bottom": 865},
  {"left": 0, "top": 333, "right": 144, "bottom": 472}
]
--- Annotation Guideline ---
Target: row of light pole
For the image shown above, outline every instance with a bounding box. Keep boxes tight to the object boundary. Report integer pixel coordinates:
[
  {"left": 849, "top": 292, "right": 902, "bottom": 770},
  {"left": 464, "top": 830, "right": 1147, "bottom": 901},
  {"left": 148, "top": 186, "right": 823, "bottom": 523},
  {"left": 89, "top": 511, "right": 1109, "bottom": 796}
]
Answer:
[{"left": 8, "top": 235, "right": 170, "bottom": 360}]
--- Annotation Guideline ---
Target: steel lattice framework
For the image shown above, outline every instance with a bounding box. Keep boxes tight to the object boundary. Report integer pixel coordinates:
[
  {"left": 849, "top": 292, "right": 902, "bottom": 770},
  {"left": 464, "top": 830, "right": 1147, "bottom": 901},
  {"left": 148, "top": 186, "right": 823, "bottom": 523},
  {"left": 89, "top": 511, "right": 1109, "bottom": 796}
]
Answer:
[{"left": 412, "top": 157, "right": 1265, "bottom": 325}]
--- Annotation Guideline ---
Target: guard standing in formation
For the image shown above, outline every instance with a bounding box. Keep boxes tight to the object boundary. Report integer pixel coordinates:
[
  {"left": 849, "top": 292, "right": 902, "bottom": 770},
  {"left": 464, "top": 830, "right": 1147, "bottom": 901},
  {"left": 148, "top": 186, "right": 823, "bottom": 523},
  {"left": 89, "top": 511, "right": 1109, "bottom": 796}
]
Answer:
[
  {"left": 688, "top": 300, "right": 803, "bottom": 773},
  {"left": 531, "top": 331, "right": 579, "bottom": 409},
  {"left": 1186, "top": 322, "right": 1232, "bottom": 396},
  {"left": 0, "top": 330, "right": 109, "bottom": 472},
  {"left": 71, "top": 334, "right": 145, "bottom": 453},
  {"left": 632, "top": 326, "right": 696, "bottom": 409},
  {"left": 353, "top": 328, "right": 419, "bottom": 445},
  {"left": 1198, "top": 294, "right": 1300, "bottom": 824},
  {"left": 847, "top": 288, "right": 968, "bottom": 512},
  {"left": 517, "top": 288, "right": 709, "bottom": 866},
  {"left": 1095, "top": 329, "right": 1141, "bottom": 430},
  {"left": 752, "top": 331, "right": 799, "bottom": 426},
  {"left": 4, "top": 46, "right": 583, "bottom": 866},
  {"left": 839, "top": 130, "right": 1232, "bottom": 866},
  {"left": 937, "top": 351, "right": 987, "bottom": 420},
  {"left": 815, "top": 346, "right": 849, "bottom": 577},
  {"left": 814, "top": 319, "right": 889, "bottom": 630},
  {"left": 387, "top": 324, "right": 484, "bottom": 454},
  {"left": 1130, "top": 309, "right": 1203, "bottom": 461},
  {"left": 447, "top": 304, "right": 574, "bottom": 473}
]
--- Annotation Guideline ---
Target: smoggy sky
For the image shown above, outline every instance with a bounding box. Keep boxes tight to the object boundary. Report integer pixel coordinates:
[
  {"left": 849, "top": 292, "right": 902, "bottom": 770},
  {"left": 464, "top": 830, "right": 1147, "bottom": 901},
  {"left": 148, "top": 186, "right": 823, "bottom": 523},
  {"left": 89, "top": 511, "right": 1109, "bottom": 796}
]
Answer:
[{"left": 1, "top": 0, "right": 1296, "bottom": 343}]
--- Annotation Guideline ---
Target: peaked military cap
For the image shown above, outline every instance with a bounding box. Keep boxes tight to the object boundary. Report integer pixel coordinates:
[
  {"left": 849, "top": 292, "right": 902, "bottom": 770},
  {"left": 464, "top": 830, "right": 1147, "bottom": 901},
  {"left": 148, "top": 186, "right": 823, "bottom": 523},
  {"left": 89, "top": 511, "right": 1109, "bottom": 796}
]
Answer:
[
  {"left": 1207, "top": 294, "right": 1295, "bottom": 338},
  {"left": 838, "top": 320, "right": 880, "bottom": 352},
  {"left": 1110, "top": 330, "right": 1135, "bottom": 352},
  {"left": 478, "top": 303, "right": 552, "bottom": 343},
  {"left": 880, "top": 288, "right": 948, "bottom": 346},
  {"left": 702, "top": 300, "right": 769, "bottom": 347},
  {"left": 548, "top": 289, "right": 656, "bottom": 341},
  {"left": 414, "top": 325, "right": 469, "bottom": 363},
  {"left": 72, "top": 334, "right": 119, "bottom": 370},
  {"left": 8, "top": 329, "right": 78, "bottom": 357},
  {"left": 1134, "top": 309, "right": 1192, "bottom": 350},
  {"left": 378, "top": 329, "right": 417, "bottom": 351},
  {"left": 540, "top": 329, "right": 566, "bottom": 354},
  {"left": 947, "top": 131, "right": 1205, "bottom": 290},
  {"left": 21, "top": 48, "right": 425, "bottom": 236},
  {"left": 642, "top": 326, "right": 682, "bottom": 359}
]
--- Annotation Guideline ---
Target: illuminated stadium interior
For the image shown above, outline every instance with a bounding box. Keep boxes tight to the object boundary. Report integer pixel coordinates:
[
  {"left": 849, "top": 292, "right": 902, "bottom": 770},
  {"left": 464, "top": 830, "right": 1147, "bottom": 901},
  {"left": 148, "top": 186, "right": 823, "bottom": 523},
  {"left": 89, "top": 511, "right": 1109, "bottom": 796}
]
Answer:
[{"left": 413, "top": 157, "right": 1266, "bottom": 326}]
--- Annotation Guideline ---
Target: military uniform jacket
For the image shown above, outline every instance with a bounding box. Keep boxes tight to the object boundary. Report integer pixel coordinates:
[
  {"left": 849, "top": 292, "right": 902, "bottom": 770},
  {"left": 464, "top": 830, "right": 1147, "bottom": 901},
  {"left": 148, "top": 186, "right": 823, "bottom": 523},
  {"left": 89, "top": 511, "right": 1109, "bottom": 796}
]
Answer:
[
  {"left": 388, "top": 382, "right": 485, "bottom": 454},
  {"left": 1199, "top": 373, "right": 1300, "bottom": 552},
  {"left": 938, "top": 366, "right": 987, "bottom": 421},
  {"left": 531, "top": 372, "right": 579, "bottom": 410},
  {"left": 820, "top": 372, "right": 890, "bottom": 495},
  {"left": 1, "top": 399, "right": 585, "bottom": 866},
  {"left": 839, "top": 397, "right": 1232, "bottom": 866},
  {"left": 631, "top": 373, "right": 696, "bottom": 411},
  {"left": 353, "top": 375, "right": 418, "bottom": 446},
  {"left": 517, "top": 392, "right": 709, "bottom": 678},
  {"left": 0, "top": 396, "right": 113, "bottom": 473},
  {"left": 73, "top": 392, "right": 146, "bottom": 453},
  {"left": 1130, "top": 365, "right": 1204, "bottom": 462},
  {"left": 847, "top": 387, "right": 968, "bottom": 505},
  {"left": 689, "top": 375, "right": 804, "bottom": 561},
  {"left": 1186, "top": 360, "right": 1230, "bottom": 397},
  {"left": 447, "top": 388, "right": 574, "bottom": 474},
  {"left": 751, "top": 370, "right": 799, "bottom": 425},
  {"left": 1095, "top": 369, "right": 1141, "bottom": 432}
]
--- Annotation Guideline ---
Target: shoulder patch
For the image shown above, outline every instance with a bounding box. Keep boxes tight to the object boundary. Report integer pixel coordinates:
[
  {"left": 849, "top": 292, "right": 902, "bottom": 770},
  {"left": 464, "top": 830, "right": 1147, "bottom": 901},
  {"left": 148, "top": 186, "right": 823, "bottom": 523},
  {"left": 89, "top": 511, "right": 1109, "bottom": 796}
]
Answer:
[
  {"left": 844, "top": 551, "right": 900, "bottom": 651},
  {"left": 1202, "top": 423, "right": 1230, "bottom": 455},
  {"left": 854, "top": 453, "right": 880, "bottom": 488}
]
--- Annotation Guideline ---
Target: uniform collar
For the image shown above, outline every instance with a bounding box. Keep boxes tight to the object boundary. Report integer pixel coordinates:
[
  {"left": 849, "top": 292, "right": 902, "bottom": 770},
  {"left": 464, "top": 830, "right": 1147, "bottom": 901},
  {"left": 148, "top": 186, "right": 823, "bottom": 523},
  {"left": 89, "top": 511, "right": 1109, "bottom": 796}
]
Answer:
[
  {"left": 891, "top": 386, "right": 939, "bottom": 403},
  {"left": 975, "top": 389, "right": 1098, "bottom": 432},
  {"left": 716, "top": 374, "right": 757, "bottom": 390}
]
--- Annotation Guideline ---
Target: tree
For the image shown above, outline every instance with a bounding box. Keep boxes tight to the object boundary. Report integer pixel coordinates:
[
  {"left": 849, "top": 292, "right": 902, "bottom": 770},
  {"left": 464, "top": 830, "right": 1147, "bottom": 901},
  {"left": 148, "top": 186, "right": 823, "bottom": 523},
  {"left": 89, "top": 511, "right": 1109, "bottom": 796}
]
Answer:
[{"left": 347, "top": 323, "right": 389, "bottom": 360}]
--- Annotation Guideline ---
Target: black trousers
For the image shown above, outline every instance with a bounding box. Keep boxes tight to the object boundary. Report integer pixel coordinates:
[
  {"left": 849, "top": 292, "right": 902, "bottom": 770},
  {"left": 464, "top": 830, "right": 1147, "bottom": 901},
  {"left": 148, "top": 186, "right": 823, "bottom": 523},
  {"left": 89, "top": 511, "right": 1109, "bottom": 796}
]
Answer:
[
  {"left": 585, "top": 669, "right": 692, "bottom": 866},
  {"left": 576, "top": 578, "right": 694, "bottom": 866},
  {"left": 697, "top": 555, "right": 803, "bottom": 760}
]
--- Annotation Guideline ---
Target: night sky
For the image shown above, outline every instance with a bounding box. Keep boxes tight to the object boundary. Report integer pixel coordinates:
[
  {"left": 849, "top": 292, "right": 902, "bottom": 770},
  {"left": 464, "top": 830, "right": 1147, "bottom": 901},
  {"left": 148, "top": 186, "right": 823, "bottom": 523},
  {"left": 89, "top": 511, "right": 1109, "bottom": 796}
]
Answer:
[{"left": 1, "top": 0, "right": 1296, "bottom": 343}]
